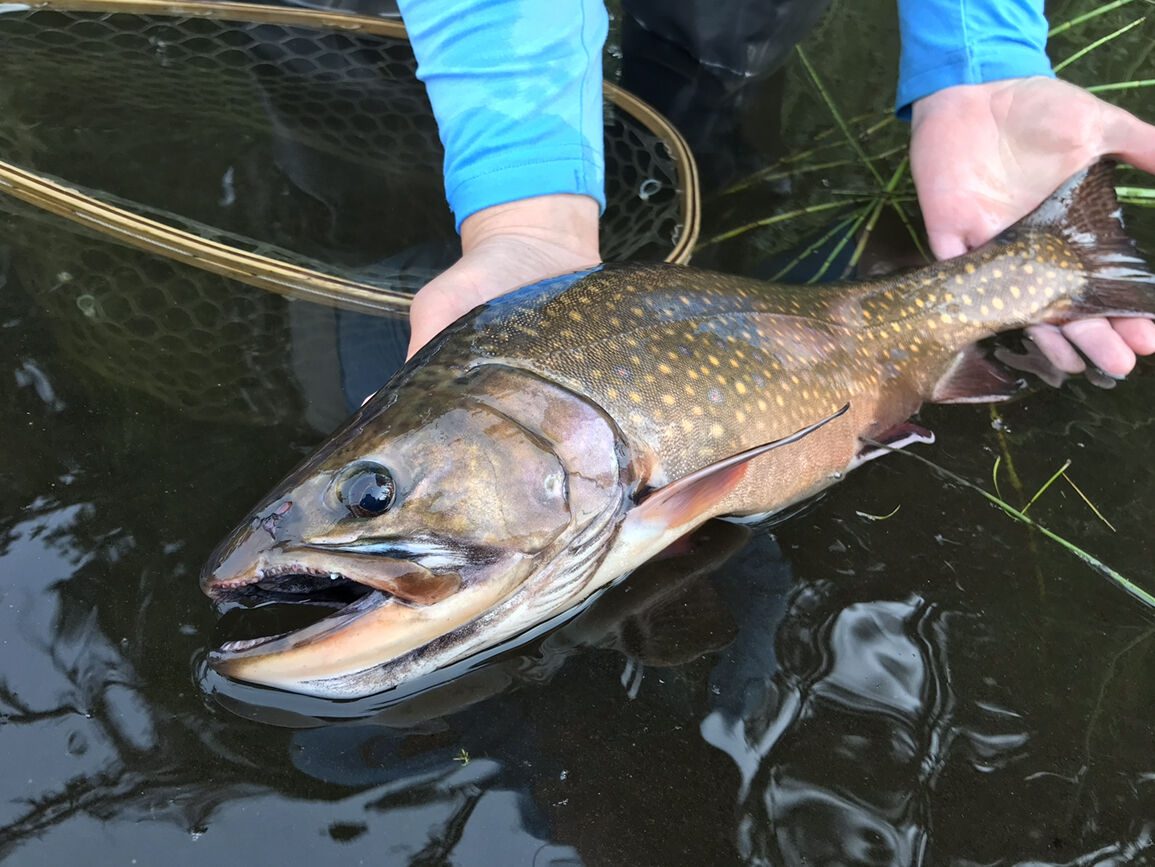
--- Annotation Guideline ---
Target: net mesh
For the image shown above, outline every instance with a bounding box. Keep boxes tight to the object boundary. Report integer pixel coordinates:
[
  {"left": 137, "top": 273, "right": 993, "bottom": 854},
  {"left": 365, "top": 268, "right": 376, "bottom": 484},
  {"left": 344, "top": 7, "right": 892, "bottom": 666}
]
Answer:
[
  {"left": 0, "top": 2, "right": 696, "bottom": 423},
  {"left": 0, "top": 4, "right": 692, "bottom": 278}
]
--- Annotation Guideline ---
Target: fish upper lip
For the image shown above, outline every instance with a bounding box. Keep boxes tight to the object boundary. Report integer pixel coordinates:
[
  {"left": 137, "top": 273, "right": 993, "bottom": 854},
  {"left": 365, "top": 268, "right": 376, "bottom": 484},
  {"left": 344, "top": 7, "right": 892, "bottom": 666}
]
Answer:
[{"left": 206, "top": 562, "right": 363, "bottom": 602}]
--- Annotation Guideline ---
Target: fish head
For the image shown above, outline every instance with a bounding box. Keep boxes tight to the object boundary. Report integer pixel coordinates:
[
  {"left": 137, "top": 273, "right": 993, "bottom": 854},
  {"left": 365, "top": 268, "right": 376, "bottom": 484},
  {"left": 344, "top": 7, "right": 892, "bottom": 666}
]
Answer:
[{"left": 201, "top": 363, "right": 629, "bottom": 698}]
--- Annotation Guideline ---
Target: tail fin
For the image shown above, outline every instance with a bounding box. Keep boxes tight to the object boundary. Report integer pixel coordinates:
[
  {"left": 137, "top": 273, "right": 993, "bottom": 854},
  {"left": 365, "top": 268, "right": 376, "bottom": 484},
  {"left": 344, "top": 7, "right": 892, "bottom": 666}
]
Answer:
[{"left": 1016, "top": 159, "right": 1155, "bottom": 321}]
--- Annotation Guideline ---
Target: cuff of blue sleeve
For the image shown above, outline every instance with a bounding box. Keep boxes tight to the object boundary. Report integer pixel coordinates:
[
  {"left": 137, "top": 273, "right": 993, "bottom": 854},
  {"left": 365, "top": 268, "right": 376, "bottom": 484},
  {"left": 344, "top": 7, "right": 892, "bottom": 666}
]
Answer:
[
  {"left": 896, "top": 42, "right": 1055, "bottom": 120},
  {"left": 447, "top": 155, "right": 606, "bottom": 231}
]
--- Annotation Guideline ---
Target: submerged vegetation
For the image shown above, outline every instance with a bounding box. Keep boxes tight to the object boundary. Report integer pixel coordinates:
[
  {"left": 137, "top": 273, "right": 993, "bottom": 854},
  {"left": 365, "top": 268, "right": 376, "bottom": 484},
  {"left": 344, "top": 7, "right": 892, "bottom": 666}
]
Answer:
[
  {"left": 698, "top": 0, "right": 1155, "bottom": 606},
  {"left": 707, "top": 0, "right": 1155, "bottom": 263}
]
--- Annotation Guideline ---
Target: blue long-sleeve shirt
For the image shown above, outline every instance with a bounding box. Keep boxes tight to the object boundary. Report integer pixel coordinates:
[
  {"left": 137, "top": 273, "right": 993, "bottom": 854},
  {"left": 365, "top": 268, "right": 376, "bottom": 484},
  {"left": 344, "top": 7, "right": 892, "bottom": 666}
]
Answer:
[
  {"left": 396, "top": 0, "right": 1055, "bottom": 230},
  {"left": 896, "top": 0, "right": 1054, "bottom": 118}
]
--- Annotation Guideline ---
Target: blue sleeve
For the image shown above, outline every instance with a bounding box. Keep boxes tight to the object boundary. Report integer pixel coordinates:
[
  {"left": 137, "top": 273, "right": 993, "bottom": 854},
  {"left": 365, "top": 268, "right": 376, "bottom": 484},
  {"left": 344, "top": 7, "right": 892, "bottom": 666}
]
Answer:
[
  {"left": 396, "top": 0, "right": 608, "bottom": 231},
  {"left": 896, "top": 0, "right": 1055, "bottom": 119}
]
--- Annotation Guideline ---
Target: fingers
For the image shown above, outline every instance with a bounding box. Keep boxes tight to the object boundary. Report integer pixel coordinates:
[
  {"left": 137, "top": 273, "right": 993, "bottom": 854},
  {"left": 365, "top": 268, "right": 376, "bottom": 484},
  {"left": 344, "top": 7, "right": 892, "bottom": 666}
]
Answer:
[
  {"left": 1026, "top": 316, "right": 1155, "bottom": 382},
  {"left": 1060, "top": 318, "right": 1137, "bottom": 378},
  {"left": 1110, "top": 317, "right": 1155, "bottom": 355},
  {"left": 1026, "top": 324, "right": 1086, "bottom": 374}
]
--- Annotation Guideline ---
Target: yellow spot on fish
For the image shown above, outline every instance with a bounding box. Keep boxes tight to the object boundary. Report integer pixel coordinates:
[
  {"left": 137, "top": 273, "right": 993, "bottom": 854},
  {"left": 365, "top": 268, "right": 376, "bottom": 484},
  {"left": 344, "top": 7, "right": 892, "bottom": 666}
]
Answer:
[
  {"left": 1010, "top": 286, "right": 1021, "bottom": 299},
  {"left": 606, "top": 387, "right": 618, "bottom": 399},
  {"left": 940, "top": 313, "right": 952, "bottom": 324},
  {"left": 684, "top": 385, "right": 696, "bottom": 397},
  {"left": 735, "top": 382, "right": 748, "bottom": 395},
  {"left": 688, "top": 369, "right": 699, "bottom": 380},
  {"left": 692, "top": 406, "right": 704, "bottom": 416},
  {"left": 992, "top": 297, "right": 1005, "bottom": 310},
  {"left": 965, "top": 263, "right": 976, "bottom": 274},
  {"left": 775, "top": 395, "right": 785, "bottom": 407},
  {"left": 661, "top": 394, "right": 676, "bottom": 406},
  {"left": 680, "top": 419, "right": 694, "bottom": 433},
  {"left": 993, "top": 268, "right": 1003, "bottom": 278},
  {"left": 631, "top": 306, "right": 645, "bottom": 317},
  {"left": 568, "top": 310, "right": 583, "bottom": 323},
  {"left": 1023, "top": 264, "right": 1034, "bottom": 275},
  {"left": 708, "top": 355, "right": 720, "bottom": 367},
  {"left": 658, "top": 363, "right": 672, "bottom": 375},
  {"left": 980, "top": 304, "right": 990, "bottom": 316}
]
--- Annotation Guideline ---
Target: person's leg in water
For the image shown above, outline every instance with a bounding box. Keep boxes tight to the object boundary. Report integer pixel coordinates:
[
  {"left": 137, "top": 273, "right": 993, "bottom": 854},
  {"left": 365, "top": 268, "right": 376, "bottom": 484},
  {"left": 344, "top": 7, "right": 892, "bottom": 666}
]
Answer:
[{"left": 619, "top": 0, "right": 832, "bottom": 192}]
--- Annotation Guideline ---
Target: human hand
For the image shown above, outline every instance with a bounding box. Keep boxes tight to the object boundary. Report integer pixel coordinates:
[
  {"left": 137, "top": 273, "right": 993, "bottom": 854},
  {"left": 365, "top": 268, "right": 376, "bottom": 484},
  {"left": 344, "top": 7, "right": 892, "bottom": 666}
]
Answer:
[
  {"left": 910, "top": 77, "right": 1155, "bottom": 378},
  {"left": 406, "top": 194, "right": 601, "bottom": 358}
]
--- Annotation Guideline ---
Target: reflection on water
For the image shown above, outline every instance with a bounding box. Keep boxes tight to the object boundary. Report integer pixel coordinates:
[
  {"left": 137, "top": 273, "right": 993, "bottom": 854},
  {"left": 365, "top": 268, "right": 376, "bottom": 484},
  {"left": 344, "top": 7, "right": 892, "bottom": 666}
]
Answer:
[
  {"left": 5, "top": 4, "right": 1155, "bottom": 867},
  {"left": 5, "top": 232, "right": 1155, "bottom": 862}
]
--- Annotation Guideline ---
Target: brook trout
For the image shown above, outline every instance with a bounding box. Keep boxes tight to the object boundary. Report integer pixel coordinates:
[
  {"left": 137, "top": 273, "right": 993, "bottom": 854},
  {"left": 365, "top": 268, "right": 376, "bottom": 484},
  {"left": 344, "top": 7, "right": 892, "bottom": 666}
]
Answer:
[{"left": 203, "top": 161, "right": 1155, "bottom": 698}]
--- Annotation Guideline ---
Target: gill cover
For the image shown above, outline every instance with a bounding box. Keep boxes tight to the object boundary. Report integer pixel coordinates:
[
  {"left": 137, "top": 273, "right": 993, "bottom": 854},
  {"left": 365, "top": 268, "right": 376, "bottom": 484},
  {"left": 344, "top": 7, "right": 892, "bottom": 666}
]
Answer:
[{"left": 203, "top": 364, "right": 628, "bottom": 697}]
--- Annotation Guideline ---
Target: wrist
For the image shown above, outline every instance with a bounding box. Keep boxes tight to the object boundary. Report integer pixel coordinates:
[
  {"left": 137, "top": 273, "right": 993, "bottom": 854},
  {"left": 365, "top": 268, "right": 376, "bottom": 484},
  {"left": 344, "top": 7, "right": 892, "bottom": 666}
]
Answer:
[
  {"left": 911, "top": 79, "right": 1017, "bottom": 128},
  {"left": 460, "top": 194, "right": 600, "bottom": 260}
]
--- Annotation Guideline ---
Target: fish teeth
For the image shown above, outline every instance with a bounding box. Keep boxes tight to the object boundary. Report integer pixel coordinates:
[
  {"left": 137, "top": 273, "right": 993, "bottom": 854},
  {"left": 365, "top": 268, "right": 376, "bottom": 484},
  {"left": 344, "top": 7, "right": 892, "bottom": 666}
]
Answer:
[{"left": 329, "top": 572, "right": 340, "bottom": 581}]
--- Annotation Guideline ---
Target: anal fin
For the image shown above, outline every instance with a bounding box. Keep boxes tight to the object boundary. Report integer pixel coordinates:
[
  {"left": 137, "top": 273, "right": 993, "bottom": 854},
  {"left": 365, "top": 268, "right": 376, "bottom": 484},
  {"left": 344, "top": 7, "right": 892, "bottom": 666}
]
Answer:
[
  {"left": 852, "top": 422, "right": 934, "bottom": 469},
  {"left": 931, "top": 345, "right": 1024, "bottom": 404}
]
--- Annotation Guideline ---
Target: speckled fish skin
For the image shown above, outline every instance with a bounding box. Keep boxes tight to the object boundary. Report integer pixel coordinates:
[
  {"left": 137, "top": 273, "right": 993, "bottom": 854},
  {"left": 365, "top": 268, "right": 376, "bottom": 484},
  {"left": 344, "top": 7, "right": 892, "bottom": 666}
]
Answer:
[
  {"left": 203, "top": 160, "right": 1155, "bottom": 698},
  {"left": 442, "top": 196, "right": 1119, "bottom": 522}
]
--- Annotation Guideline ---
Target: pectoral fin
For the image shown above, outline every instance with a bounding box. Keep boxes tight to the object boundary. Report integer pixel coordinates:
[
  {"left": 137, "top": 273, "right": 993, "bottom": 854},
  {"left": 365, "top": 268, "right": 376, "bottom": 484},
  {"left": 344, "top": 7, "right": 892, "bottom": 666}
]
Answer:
[{"left": 632, "top": 403, "right": 850, "bottom": 530}]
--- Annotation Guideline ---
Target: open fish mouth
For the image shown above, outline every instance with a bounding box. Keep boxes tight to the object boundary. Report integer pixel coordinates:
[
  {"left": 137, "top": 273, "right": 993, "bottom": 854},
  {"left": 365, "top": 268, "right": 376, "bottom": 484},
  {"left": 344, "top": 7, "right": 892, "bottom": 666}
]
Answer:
[
  {"left": 203, "top": 550, "right": 519, "bottom": 696},
  {"left": 209, "top": 565, "right": 383, "bottom": 655}
]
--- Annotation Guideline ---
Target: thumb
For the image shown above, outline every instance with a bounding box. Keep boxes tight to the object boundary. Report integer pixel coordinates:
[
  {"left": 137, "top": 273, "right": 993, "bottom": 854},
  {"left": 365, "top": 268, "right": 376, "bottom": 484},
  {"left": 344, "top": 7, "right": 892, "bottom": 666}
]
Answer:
[
  {"left": 1101, "top": 103, "right": 1155, "bottom": 175},
  {"left": 926, "top": 228, "right": 969, "bottom": 262}
]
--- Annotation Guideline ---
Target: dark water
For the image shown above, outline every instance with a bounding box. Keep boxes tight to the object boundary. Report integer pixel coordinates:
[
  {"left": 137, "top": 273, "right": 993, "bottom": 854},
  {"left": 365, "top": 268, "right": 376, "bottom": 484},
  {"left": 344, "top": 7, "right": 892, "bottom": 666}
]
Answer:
[{"left": 5, "top": 3, "right": 1155, "bottom": 866}]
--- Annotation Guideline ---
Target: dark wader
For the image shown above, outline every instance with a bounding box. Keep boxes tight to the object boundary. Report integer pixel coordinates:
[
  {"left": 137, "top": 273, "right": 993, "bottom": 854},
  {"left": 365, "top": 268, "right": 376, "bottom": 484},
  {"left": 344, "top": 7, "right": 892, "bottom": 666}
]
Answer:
[
  {"left": 621, "top": 0, "right": 833, "bottom": 189},
  {"left": 270, "top": 0, "right": 833, "bottom": 190}
]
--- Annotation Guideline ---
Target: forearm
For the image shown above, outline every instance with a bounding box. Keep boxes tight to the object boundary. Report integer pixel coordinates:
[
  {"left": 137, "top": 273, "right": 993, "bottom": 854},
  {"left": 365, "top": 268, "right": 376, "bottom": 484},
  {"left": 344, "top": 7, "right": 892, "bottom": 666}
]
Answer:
[
  {"left": 896, "top": 0, "right": 1054, "bottom": 117},
  {"left": 396, "top": 0, "right": 608, "bottom": 230}
]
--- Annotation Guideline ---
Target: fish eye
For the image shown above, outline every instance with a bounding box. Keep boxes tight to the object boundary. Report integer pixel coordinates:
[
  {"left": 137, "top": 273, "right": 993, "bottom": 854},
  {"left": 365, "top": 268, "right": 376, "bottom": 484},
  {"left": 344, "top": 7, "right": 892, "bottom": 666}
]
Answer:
[{"left": 340, "top": 465, "right": 396, "bottom": 518}]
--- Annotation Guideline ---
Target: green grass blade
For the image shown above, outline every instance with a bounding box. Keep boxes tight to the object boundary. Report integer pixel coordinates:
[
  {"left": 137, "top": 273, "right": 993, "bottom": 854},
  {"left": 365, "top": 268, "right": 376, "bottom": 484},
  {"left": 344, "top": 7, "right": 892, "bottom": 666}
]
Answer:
[
  {"left": 769, "top": 210, "right": 865, "bottom": 281},
  {"left": 856, "top": 505, "right": 902, "bottom": 522},
  {"left": 796, "top": 46, "right": 886, "bottom": 189},
  {"left": 1054, "top": 17, "right": 1146, "bottom": 73},
  {"left": 863, "top": 440, "right": 1155, "bottom": 609},
  {"left": 1063, "top": 474, "right": 1118, "bottom": 533},
  {"left": 696, "top": 199, "right": 869, "bottom": 249},
  {"left": 1049, "top": 0, "right": 1141, "bottom": 36},
  {"left": 810, "top": 206, "right": 872, "bottom": 283},
  {"left": 723, "top": 146, "right": 907, "bottom": 196},
  {"left": 1022, "top": 459, "right": 1072, "bottom": 515},
  {"left": 1087, "top": 78, "right": 1155, "bottom": 94}
]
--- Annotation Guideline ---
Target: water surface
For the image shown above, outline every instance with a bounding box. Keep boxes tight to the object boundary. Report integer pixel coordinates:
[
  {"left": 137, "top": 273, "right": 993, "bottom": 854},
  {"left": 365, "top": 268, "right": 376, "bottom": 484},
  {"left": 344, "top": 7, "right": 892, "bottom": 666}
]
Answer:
[{"left": 4, "top": 1, "right": 1155, "bottom": 864}]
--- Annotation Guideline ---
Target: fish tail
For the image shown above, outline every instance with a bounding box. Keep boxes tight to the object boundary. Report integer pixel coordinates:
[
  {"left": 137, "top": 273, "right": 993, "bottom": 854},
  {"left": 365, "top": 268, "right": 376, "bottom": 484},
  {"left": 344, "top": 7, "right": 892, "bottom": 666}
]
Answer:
[{"left": 1015, "top": 159, "right": 1155, "bottom": 321}]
